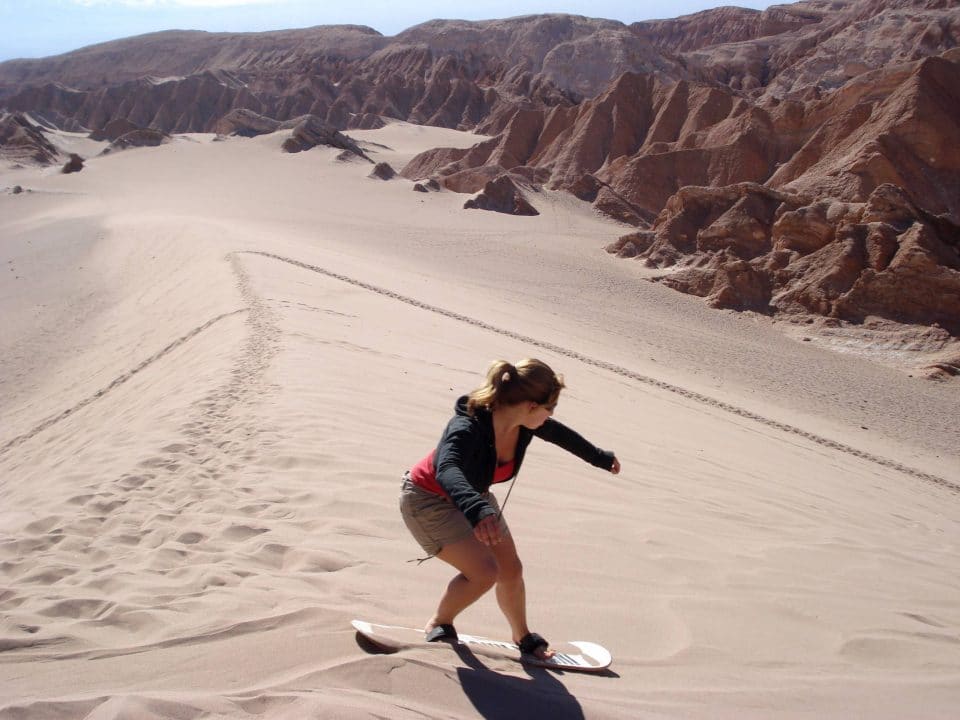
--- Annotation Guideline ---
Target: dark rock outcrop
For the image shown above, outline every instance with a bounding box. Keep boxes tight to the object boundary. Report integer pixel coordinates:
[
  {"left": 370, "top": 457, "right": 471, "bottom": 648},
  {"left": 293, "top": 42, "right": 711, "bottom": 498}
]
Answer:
[
  {"left": 369, "top": 162, "right": 396, "bottom": 180},
  {"left": 213, "top": 108, "right": 281, "bottom": 137},
  {"left": 280, "top": 115, "right": 370, "bottom": 160},
  {"left": 107, "top": 128, "right": 169, "bottom": 152},
  {"left": 61, "top": 153, "right": 83, "bottom": 173},
  {"left": 413, "top": 178, "right": 441, "bottom": 192},
  {"left": 463, "top": 174, "right": 539, "bottom": 215}
]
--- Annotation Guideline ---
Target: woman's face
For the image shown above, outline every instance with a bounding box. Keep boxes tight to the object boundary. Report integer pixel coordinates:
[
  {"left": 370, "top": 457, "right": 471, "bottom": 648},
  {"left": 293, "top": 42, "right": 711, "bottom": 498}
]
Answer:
[{"left": 521, "top": 397, "right": 557, "bottom": 429}]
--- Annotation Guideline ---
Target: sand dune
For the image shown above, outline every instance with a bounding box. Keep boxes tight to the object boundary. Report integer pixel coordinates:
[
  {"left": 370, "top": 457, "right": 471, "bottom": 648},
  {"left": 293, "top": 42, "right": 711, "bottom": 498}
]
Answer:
[{"left": 1, "top": 124, "right": 958, "bottom": 719}]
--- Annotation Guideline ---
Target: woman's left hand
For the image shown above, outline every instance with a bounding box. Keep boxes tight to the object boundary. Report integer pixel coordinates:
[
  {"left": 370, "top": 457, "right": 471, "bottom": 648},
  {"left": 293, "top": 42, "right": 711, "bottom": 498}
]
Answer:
[
  {"left": 474, "top": 515, "right": 503, "bottom": 546},
  {"left": 610, "top": 457, "right": 621, "bottom": 475}
]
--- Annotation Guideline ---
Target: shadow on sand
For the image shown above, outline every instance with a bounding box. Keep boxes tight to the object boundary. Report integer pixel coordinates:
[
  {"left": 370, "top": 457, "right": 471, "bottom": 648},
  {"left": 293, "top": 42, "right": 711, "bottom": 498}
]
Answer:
[
  {"left": 452, "top": 642, "right": 617, "bottom": 720},
  {"left": 354, "top": 631, "right": 617, "bottom": 719}
]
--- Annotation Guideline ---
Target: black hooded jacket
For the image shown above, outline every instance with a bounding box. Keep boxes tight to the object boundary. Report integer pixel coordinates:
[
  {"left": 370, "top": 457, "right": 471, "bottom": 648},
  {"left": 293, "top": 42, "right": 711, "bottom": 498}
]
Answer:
[{"left": 433, "top": 396, "right": 615, "bottom": 527}]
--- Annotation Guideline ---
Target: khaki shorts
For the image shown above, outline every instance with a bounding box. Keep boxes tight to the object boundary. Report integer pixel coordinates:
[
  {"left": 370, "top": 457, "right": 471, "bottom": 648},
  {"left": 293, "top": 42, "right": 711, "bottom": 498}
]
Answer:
[{"left": 399, "top": 473, "right": 509, "bottom": 556}]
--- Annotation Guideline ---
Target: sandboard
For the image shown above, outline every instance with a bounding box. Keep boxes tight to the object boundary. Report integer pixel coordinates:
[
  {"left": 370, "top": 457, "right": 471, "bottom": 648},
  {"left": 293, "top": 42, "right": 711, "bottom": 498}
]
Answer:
[{"left": 352, "top": 619, "right": 611, "bottom": 672}]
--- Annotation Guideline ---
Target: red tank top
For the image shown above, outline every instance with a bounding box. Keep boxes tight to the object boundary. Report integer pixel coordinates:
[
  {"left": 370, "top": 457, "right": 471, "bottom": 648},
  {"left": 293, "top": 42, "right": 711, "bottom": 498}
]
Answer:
[{"left": 410, "top": 450, "right": 515, "bottom": 497}]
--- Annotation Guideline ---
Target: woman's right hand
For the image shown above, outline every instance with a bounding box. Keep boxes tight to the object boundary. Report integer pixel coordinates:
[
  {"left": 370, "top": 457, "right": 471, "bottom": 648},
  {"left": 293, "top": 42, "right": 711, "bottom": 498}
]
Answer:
[{"left": 474, "top": 515, "right": 503, "bottom": 546}]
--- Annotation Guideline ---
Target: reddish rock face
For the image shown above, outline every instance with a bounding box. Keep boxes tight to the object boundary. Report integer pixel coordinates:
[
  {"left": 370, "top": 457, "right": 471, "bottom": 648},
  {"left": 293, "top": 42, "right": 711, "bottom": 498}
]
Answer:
[
  {"left": 615, "top": 183, "right": 960, "bottom": 333},
  {"left": 776, "top": 55, "right": 960, "bottom": 220},
  {"left": 89, "top": 118, "right": 140, "bottom": 142},
  {"left": 663, "top": 257, "right": 774, "bottom": 312},
  {"left": 408, "top": 49, "right": 959, "bottom": 224},
  {"left": 391, "top": 4, "right": 960, "bottom": 335},
  {"left": 629, "top": 5, "right": 819, "bottom": 55}
]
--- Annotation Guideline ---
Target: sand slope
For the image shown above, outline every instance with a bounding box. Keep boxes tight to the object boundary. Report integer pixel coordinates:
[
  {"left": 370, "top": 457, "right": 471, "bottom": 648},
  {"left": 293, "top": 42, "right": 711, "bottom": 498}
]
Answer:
[{"left": 0, "top": 124, "right": 958, "bottom": 719}]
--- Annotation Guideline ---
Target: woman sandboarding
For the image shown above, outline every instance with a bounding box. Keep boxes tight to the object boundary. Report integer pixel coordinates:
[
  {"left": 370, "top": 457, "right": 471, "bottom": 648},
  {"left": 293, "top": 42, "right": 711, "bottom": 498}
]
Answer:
[{"left": 400, "top": 358, "right": 621, "bottom": 660}]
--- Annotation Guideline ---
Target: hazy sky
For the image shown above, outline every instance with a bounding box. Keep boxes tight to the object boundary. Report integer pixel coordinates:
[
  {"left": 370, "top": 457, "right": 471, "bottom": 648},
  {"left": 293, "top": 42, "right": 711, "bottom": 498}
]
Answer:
[{"left": 0, "top": 0, "right": 778, "bottom": 62}]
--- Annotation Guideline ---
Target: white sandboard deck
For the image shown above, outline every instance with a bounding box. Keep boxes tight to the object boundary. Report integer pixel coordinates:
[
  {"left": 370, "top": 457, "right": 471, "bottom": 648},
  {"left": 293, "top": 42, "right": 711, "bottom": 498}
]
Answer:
[{"left": 352, "top": 619, "right": 612, "bottom": 673}]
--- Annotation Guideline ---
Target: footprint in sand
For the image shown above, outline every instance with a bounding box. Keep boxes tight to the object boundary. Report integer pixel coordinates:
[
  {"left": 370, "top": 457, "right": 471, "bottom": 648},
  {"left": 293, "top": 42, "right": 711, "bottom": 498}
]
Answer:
[
  {"left": 138, "top": 456, "right": 181, "bottom": 472},
  {"left": 148, "top": 548, "right": 190, "bottom": 570},
  {"left": 24, "top": 516, "right": 62, "bottom": 535},
  {"left": 20, "top": 566, "right": 79, "bottom": 585},
  {"left": 247, "top": 542, "right": 291, "bottom": 570},
  {"left": 0, "top": 534, "right": 65, "bottom": 557},
  {"left": 221, "top": 524, "right": 270, "bottom": 541},
  {"left": 237, "top": 502, "right": 271, "bottom": 516},
  {"left": 36, "top": 597, "right": 115, "bottom": 620},
  {"left": 115, "top": 474, "right": 153, "bottom": 491},
  {"left": 175, "top": 531, "right": 206, "bottom": 545},
  {"left": 87, "top": 498, "right": 128, "bottom": 514},
  {"left": 109, "top": 533, "right": 143, "bottom": 546},
  {"left": 288, "top": 549, "right": 354, "bottom": 574}
]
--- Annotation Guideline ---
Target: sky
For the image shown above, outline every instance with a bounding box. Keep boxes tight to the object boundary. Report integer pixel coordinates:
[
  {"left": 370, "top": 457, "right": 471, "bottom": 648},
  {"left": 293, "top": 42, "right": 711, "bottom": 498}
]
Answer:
[{"left": 0, "top": 0, "right": 778, "bottom": 62}]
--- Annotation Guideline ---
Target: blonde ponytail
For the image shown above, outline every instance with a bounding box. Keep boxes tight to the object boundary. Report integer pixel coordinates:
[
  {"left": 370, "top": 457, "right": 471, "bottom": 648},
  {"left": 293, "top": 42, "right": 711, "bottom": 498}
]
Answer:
[{"left": 466, "top": 358, "right": 564, "bottom": 414}]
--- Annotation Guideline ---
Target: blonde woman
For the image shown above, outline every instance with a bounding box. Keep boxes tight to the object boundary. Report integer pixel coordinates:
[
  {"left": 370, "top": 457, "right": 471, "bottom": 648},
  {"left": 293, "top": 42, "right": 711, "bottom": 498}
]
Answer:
[{"left": 400, "top": 359, "right": 621, "bottom": 660}]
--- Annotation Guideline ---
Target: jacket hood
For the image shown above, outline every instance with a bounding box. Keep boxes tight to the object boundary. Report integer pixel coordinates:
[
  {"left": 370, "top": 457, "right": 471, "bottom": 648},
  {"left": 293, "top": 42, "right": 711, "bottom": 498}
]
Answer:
[
  {"left": 455, "top": 394, "right": 473, "bottom": 417},
  {"left": 455, "top": 395, "right": 495, "bottom": 424}
]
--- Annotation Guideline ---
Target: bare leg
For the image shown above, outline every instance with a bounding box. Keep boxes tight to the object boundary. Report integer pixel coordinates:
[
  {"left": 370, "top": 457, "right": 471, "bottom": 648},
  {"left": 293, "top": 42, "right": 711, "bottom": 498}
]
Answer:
[
  {"left": 427, "top": 534, "right": 498, "bottom": 632},
  {"left": 491, "top": 534, "right": 553, "bottom": 659},
  {"left": 428, "top": 529, "right": 552, "bottom": 659}
]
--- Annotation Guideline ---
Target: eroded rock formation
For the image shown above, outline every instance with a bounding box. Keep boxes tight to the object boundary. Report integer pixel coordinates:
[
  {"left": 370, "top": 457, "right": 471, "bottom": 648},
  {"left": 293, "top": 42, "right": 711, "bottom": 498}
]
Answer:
[
  {"left": 280, "top": 115, "right": 370, "bottom": 160},
  {"left": 212, "top": 109, "right": 281, "bottom": 138},
  {"left": 606, "top": 183, "right": 960, "bottom": 333},
  {"left": 0, "top": 112, "right": 59, "bottom": 165}
]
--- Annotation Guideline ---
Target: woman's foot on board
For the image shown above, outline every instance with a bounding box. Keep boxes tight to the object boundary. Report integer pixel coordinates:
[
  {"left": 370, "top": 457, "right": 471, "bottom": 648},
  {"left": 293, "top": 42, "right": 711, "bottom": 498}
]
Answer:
[
  {"left": 517, "top": 632, "right": 554, "bottom": 660},
  {"left": 424, "top": 622, "right": 458, "bottom": 643}
]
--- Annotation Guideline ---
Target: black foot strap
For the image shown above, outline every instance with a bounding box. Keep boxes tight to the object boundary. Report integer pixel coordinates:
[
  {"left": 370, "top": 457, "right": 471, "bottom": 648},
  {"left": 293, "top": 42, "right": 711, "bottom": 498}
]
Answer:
[
  {"left": 425, "top": 624, "right": 458, "bottom": 642},
  {"left": 518, "top": 632, "right": 549, "bottom": 656}
]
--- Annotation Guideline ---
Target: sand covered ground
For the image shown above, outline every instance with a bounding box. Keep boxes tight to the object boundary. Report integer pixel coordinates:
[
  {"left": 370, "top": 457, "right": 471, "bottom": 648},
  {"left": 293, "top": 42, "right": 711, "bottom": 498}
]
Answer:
[{"left": 1, "top": 124, "right": 958, "bottom": 719}]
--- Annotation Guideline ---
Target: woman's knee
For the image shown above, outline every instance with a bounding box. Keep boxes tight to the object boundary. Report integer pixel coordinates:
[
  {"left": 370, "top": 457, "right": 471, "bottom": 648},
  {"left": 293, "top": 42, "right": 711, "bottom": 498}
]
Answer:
[
  {"left": 445, "top": 542, "right": 499, "bottom": 587},
  {"left": 497, "top": 554, "right": 523, "bottom": 584},
  {"left": 468, "top": 555, "right": 500, "bottom": 587}
]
